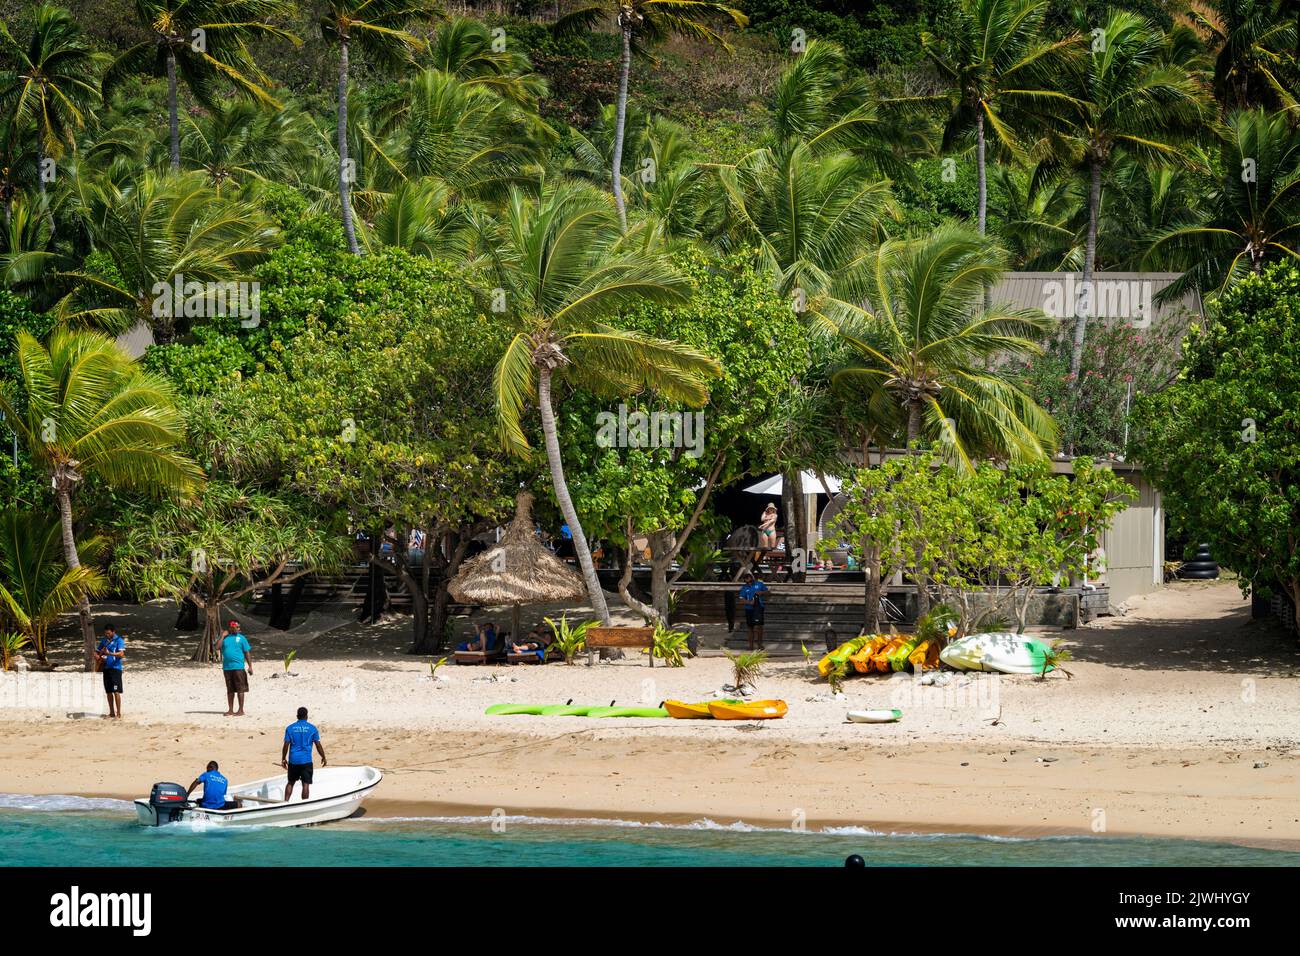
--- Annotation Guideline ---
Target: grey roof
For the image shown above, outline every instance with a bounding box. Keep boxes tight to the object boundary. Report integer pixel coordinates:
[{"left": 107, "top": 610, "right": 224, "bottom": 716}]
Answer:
[{"left": 991, "top": 272, "right": 1202, "bottom": 329}]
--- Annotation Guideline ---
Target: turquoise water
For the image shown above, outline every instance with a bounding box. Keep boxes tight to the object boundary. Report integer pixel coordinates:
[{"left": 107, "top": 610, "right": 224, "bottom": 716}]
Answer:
[{"left": 3, "top": 797, "right": 1298, "bottom": 866}]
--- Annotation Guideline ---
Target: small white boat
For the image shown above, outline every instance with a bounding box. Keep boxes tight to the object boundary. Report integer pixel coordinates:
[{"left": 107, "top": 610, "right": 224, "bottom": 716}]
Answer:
[{"left": 135, "top": 766, "right": 382, "bottom": 828}]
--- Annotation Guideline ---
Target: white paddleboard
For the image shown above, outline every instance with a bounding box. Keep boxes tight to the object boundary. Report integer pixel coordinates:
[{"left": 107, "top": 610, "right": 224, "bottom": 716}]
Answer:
[{"left": 847, "top": 709, "right": 902, "bottom": 723}]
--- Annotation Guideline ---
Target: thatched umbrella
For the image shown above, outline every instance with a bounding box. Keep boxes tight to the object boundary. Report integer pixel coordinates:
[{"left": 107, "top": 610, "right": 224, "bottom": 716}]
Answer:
[{"left": 447, "top": 491, "right": 588, "bottom": 641}]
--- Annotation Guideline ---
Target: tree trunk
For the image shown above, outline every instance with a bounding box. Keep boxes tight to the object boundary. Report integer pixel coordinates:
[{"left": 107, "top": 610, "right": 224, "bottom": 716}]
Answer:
[
  {"left": 36, "top": 138, "right": 55, "bottom": 241},
  {"left": 538, "top": 367, "right": 611, "bottom": 624},
  {"left": 167, "top": 50, "right": 180, "bottom": 171},
  {"left": 863, "top": 542, "right": 881, "bottom": 633},
  {"left": 337, "top": 38, "right": 361, "bottom": 255},
  {"left": 194, "top": 602, "right": 222, "bottom": 663},
  {"left": 610, "top": 24, "right": 632, "bottom": 231},
  {"left": 55, "top": 485, "right": 95, "bottom": 670},
  {"left": 1069, "top": 159, "right": 1102, "bottom": 382},
  {"left": 977, "top": 110, "right": 989, "bottom": 310},
  {"left": 906, "top": 399, "right": 923, "bottom": 444}
]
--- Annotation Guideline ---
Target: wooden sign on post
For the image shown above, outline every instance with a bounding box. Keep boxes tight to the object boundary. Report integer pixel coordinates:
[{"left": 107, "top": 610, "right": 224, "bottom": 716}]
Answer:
[{"left": 585, "top": 626, "right": 656, "bottom": 666}]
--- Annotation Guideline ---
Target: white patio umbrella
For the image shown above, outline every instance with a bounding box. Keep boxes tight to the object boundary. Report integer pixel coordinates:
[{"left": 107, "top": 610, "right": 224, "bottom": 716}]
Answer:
[{"left": 742, "top": 471, "right": 841, "bottom": 495}]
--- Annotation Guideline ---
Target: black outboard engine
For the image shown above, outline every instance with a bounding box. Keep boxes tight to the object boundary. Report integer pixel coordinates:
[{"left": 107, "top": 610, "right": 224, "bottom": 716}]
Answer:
[{"left": 148, "top": 782, "right": 191, "bottom": 826}]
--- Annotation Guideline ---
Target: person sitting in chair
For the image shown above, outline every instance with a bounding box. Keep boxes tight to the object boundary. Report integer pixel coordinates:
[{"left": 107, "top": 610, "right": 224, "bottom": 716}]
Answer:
[
  {"left": 511, "top": 627, "right": 548, "bottom": 654},
  {"left": 186, "top": 761, "right": 241, "bottom": 811},
  {"left": 459, "top": 621, "right": 498, "bottom": 652}
]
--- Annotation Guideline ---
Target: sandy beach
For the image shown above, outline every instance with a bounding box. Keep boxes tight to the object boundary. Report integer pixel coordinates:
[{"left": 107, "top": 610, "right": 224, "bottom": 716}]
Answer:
[{"left": 3, "top": 579, "right": 1299, "bottom": 847}]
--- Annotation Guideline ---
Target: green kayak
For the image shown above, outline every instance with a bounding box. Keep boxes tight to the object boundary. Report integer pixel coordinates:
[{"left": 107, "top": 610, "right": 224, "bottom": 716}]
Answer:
[
  {"left": 484, "top": 703, "right": 547, "bottom": 716},
  {"left": 586, "top": 705, "right": 671, "bottom": 719},
  {"left": 537, "top": 704, "right": 597, "bottom": 716}
]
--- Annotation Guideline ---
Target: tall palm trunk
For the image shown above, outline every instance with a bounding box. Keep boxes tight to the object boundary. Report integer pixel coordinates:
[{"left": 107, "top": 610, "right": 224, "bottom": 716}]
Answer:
[
  {"left": 610, "top": 24, "right": 632, "bottom": 231},
  {"left": 975, "top": 111, "right": 987, "bottom": 236},
  {"left": 1069, "top": 159, "right": 1102, "bottom": 382},
  {"left": 36, "top": 139, "right": 55, "bottom": 241},
  {"left": 167, "top": 49, "right": 180, "bottom": 171},
  {"left": 55, "top": 484, "right": 95, "bottom": 670},
  {"left": 906, "top": 398, "right": 924, "bottom": 444},
  {"left": 337, "top": 38, "right": 361, "bottom": 255},
  {"left": 537, "top": 367, "right": 611, "bottom": 624}
]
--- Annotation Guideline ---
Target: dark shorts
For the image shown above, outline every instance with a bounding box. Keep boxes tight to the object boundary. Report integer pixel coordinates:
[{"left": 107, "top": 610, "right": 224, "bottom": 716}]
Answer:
[
  {"left": 102, "top": 669, "right": 123, "bottom": 694},
  {"left": 745, "top": 607, "right": 766, "bottom": 627},
  {"left": 287, "top": 762, "right": 314, "bottom": 786},
  {"left": 223, "top": 668, "right": 249, "bottom": 694}
]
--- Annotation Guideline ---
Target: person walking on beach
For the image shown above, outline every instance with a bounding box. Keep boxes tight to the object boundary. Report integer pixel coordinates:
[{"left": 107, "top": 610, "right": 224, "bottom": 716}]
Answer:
[
  {"left": 739, "top": 572, "right": 769, "bottom": 651},
  {"left": 281, "top": 706, "right": 327, "bottom": 801},
  {"left": 95, "top": 625, "right": 125, "bottom": 719},
  {"left": 220, "top": 620, "right": 253, "bottom": 717},
  {"left": 186, "top": 760, "right": 241, "bottom": 810}
]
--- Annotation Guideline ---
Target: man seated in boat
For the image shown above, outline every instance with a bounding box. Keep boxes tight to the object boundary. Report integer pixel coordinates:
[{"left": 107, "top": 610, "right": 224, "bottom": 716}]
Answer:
[
  {"left": 186, "top": 761, "right": 241, "bottom": 811},
  {"left": 281, "top": 706, "right": 328, "bottom": 800}
]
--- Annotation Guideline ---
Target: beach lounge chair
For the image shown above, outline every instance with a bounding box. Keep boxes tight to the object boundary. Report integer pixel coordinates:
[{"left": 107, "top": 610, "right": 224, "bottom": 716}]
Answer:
[{"left": 453, "top": 629, "right": 508, "bottom": 665}]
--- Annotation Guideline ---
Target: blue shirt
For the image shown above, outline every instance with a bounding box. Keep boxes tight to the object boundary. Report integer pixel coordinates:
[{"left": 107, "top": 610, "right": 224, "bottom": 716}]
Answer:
[
  {"left": 197, "top": 770, "right": 228, "bottom": 810},
  {"left": 284, "top": 720, "right": 320, "bottom": 765},
  {"left": 96, "top": 636, "right": 124, "bottom": 670},
  {"left": 220, "top": 633, "right": 251, "bottom": 671},
  {"left": 739, "top": 581, "right": 768, "bottom": 609}
]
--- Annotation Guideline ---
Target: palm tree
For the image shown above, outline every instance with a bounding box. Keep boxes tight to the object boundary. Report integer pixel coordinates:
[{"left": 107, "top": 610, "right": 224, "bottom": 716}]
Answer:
[
  {"left": 1190, "top": 0, "right": 1298, "bottom": 109},
  {"left": 58, "top": 169, "right": 277, "bottom": 340},
  {"left": 555, "top": 0, "right": 747, "bottom": 229},
  {"left": 922, "top": 0, "right": 1080, "bottom": 236},
  {"left": 426, "top": 14, "right": 548, "bottom": 108},
  {"left": 832, "top": 222, "right": 1057, "bottom": 468},
  {"left": 0, "top": 508, "right": 106, "bottom": 664},
  {"left": 105, "top": 0, "right": 298, "bottom": 171},
  {"left": 1043, "top": 10, "right": 1212, "bottom": 380},
  {"left": 178, "top": 98, "right": 315, "bottom": 193},
  {"left": 0, "top": 4, "right": 101, "bottom": 235},
  {"left": 319, "top": 0, "right": 435, "bottom": 255},
  {"left": 1145, "top": 108, "right": 1300, "bottom": 294},
  {"left": 715, "top": 141, "right": 897, "bottom": 331},
  {"left": 488, "top": 181, "right": 720, "bottom": 623},
  {"left": 0, "top": 329, "right": 203, "bottom": 668}
]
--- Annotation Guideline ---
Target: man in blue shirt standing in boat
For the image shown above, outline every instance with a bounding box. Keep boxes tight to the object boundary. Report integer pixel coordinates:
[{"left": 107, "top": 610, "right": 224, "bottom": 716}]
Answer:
[
  {"left": 186, "top": 760, "right": 241, "bottom": 810},
  {"left": 220, "top": 619, "right": 253, "bottom": 717},
  {"left": 738, "top": 572, "right": 769, "bottom": 651},
  {"left": 95, "top": 625, "right": 125, "bottom": 719},
  {"left": 282, "top": 706, "right": 327, "bottom": 800}
]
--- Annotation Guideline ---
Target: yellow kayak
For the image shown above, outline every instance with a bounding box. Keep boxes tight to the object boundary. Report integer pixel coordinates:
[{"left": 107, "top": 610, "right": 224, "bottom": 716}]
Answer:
[
  {"left": 664, "top": 699, "right": 739, "bottom": 719},
  {"left": 707, "top": 699, "right": 788, "bottom": 720}
]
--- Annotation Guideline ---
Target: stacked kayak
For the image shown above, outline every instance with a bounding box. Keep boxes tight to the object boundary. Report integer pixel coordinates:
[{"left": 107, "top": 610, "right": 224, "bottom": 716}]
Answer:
[
  {"left": 820, "top": 633, "right": 941, "bottom": 676},
  {"left": 664, "top": 698, "right": 788, "bottom": 720},
  {"left": 485, "top": 703, "right": 669, "bottom": 718},
  {"left": 939, "top": 632, "right": 1055, "bottom": 675},
  {"left": 708, "top": 699, "right": 787, "bottom": 720}
]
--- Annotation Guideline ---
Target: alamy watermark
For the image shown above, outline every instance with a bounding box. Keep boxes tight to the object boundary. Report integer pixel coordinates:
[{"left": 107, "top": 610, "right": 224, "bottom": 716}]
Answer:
[
  {"left": 595, "top": 404, "right": 704, "bottom": 458},
  {"left": 151, "top": 274, "right": 261, "bottom": 328},
  {"left": 1041, "top": 276, "right": 1154, "bottom": 328}
]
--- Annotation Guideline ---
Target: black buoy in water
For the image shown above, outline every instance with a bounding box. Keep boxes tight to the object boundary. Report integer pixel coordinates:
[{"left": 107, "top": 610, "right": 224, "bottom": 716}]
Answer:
[{"left": 844, "top": 854, "right": 865, "bottom": 868}]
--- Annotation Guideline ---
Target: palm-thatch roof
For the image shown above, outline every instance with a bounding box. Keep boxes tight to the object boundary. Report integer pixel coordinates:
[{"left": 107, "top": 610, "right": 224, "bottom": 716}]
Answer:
[{"left": 448, "top": 491, "right": 587, "bottom": 608}]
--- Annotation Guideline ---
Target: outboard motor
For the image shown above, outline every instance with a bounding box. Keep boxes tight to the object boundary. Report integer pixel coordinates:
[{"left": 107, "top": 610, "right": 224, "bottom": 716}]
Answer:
[{"left": 148, "top": 782, "right": 191, "bottom": 826}]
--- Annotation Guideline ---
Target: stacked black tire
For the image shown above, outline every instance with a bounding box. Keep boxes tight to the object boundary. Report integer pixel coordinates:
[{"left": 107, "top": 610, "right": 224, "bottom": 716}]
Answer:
[{"left": 1178, "top": 543, "right": 1220, "bottom": 580}]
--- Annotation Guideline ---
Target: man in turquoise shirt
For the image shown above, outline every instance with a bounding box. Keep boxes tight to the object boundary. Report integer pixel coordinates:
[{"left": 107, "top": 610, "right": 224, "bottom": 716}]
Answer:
[
  {"left": 281, "top": 706, "right": 327, "bottom": 800},
  {"left": 220, "top": 619, "right": 253, "bottom": 717}
]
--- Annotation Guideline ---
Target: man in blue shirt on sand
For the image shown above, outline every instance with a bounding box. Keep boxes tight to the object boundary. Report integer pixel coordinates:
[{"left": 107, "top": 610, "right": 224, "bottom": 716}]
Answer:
[
  {"left": 281, "top": 707, "right": 327, "bottom": 800},
  {"left": 95, "top": 625, "right": 125, "bottom": 719},
  {"left": 739, "top": 572, "right": 769, "bottom": 651},
  {"left": 220, "top": 619, "right": 253, "bottom": 717},
  {"left": 186, "top": 760, "right": 241, "bottom": 810}
]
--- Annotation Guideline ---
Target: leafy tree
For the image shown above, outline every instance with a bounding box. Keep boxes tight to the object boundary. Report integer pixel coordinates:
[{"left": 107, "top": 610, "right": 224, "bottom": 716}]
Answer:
[
  {"left": 178, "top": 98, "right": 316, "bottom": 193},
  {"left": 0, "top": 328, "right": 203, "bottom": 668},
  {"left": 488, "top": 180, "right": 720, "bottom": 624},
  {"left": 1132, "top": 263, "right": 1300, "bottom": 634},
  {"left": 1190, "top": 0, "right": 1298, "bottom": 109},
  {"left": 0, "top": 507, "right": 106, "bottom": 663},
  {"left": 832, "top": 222, "right": 1057, "bottom": 466},
  {"left": 555, "top": 0, "right": 748, "bottom": 229},
  {"left": 105, "top": 0, "right": 299, "bottom": 170},
  {"left": 112, "top": 481, "right": 349, "bottom": 661}
]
